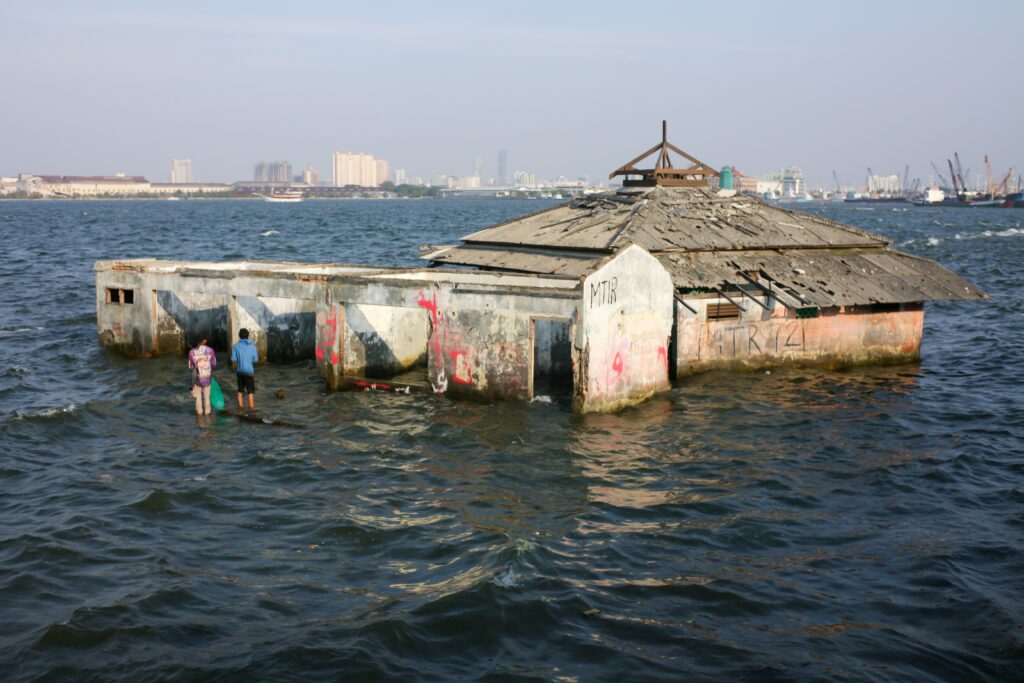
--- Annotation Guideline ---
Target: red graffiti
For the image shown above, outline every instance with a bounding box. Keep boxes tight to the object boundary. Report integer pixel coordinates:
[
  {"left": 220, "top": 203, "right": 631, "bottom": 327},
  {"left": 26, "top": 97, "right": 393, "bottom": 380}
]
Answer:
[
  {"left": 415, "top": 289, "right": 438, "bottom": 320},
  {"left": 612, "top": 351, "right": 624, "bottom": 375},
  {"left": 657, "top": 345, "right": 668, "bottom": 372},
  {"left": 450, "top": 350, "right": 473, "bottom": 384},
  {"left": 417, "top": 289, "right": 448, "bottom": 393},
  {"left": 606, "top": 331, "right": 631, "bottom": 388},
  {"left": 316, "top": 306, "right": 339, "bottom": 365}
]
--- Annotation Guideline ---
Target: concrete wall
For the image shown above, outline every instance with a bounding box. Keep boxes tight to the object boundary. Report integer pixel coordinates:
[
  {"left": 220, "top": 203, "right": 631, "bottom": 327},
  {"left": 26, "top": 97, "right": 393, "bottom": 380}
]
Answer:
[
  {"left": 343, "top": 303, "right": 428, "bottom": 377},
  {"left": 675, "top": 298, "right": 925, "bottom": 375},
  {"left": 315, "top": 302, "right": 344, "bottom": 389},
  {"left": 233, "top": 295, "right": 316, "bottom": 362},
  {"left": 96, "top": 255, "right": 930, "bottom": 414},
  {"left": 95, "top": 269, "right": 157, "bottom": 356},
  {"left": 156, "top": 290, "right": 230, "bottom": 353},
  {"left": 318, "top": 278, "right": 579, "bottom": 402},
  {"left": 575, "top": 245, "right": 674, "bottom": 413},
  {"left": 95, "top": 262, "right": 322, "bottom": 361}
]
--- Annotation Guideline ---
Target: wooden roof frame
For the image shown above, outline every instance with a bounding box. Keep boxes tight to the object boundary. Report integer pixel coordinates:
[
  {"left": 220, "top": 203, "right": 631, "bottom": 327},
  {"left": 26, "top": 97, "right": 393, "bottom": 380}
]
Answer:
[{"left": 609, "top": 121, "right": 720, "bottom": 187}]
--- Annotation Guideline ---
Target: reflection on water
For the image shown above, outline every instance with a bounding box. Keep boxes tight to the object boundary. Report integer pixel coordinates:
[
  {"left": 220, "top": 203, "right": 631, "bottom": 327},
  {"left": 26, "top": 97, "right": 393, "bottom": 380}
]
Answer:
[{"left": 0, "top": 201, "right": 1021, "bottom": 681}]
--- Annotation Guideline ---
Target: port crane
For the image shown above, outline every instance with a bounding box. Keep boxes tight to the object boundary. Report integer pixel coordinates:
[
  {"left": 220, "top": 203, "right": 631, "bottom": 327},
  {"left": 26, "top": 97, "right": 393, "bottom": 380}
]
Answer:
[
  {"left": 930, "top": 162, "right": 950, "bottom": 190},
  {"left": 995, "top": 169, "right": 1013, "bottom": 196},
  {"left": 954, "top": 153, "right": 969, "bottom": 193},
  {"left": 947, "top": 159, "right": 961, "bottom": 197}
]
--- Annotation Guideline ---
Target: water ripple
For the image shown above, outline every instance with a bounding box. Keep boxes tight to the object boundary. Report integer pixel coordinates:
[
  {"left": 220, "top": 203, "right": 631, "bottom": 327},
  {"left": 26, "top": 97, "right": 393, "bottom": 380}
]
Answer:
[{"left": 0, "top": 200, "right": 1021, "bottom": 681}]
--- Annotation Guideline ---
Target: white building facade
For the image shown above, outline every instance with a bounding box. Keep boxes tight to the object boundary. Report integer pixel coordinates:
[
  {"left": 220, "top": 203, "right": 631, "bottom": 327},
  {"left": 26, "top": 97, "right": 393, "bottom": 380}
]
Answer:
[
  {"left": 332, "top": 152, "right": 389, "bottom": 187},
  {"left": 868, "top": 174, "right": 901, "bottom": 195},
  {"left": 170, "top": 159, "right": 193, "bottom": 183}
]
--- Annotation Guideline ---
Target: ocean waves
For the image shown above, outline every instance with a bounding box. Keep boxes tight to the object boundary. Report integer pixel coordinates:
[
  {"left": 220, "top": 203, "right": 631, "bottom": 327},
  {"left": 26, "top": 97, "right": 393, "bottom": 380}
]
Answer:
[{"left": 0, "top": 200, "right": 1022, "bottom": 680}]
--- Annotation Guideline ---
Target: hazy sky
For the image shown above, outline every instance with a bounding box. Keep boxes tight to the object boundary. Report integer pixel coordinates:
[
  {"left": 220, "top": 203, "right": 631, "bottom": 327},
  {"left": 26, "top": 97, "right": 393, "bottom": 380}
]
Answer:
[{"left": 3, "top": 0, "right": 1021, "bottom": 188}]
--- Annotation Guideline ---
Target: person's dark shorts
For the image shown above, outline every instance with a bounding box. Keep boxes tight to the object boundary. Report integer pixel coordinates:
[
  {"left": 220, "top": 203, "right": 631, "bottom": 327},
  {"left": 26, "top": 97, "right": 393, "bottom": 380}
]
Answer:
[{"left": 237, "top": 373, "right": 255, "bottom": 394}]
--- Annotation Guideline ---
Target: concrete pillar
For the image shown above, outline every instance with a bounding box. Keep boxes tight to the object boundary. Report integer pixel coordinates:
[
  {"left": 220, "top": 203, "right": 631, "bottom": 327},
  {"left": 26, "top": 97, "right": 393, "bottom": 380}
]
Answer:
[
  {"left": 315, "top": 297, "right": 344, "bottom": 389},
  {"left": 575, "top": 245, "right": 673, "bottom": 413}
]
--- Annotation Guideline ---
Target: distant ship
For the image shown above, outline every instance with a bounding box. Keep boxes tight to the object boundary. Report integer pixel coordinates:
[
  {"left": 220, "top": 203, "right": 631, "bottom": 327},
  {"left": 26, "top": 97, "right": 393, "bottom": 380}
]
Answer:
[
  {"left": 935, "top": 191, "right": 1024, "bottom": 208},
  {"left": 911, "top": 187, "right": 945, "bottom": 206},
  {"left": 1004, "top": 191, "right": 1024, "bottom": 207},
  {"left": 262, "top": 189, "right": 304, "bottom": 203},
  {"left": 844, "top": 194, "right": 907, "bottom": 204}
]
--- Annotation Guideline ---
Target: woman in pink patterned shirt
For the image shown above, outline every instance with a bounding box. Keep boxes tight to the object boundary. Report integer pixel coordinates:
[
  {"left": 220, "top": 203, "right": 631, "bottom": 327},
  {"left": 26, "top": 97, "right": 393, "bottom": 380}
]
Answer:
[{"left": 188, "top": 337, "right": 218, "bottom": 415}]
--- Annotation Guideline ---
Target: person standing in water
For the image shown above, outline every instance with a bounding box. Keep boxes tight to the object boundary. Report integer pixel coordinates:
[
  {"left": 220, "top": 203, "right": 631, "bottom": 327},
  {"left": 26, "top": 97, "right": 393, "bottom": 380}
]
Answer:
[
  {"left": 230, "top": 328, "right": 259, "bottom": 411},
  {"left": 188, "top": 336, "right": 217, "bottom": 415}
]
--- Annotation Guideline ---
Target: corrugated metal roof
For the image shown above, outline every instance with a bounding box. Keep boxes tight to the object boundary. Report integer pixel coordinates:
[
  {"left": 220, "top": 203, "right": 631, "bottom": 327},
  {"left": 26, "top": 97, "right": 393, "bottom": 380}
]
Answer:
[
  {"left": 462, "top": 187, "right": 890, "bottom": 252},
  {"left": 425, "top": 246, "right": 984, "bottom": 305},
  {"left": 661, "top": 249, "right": 985, "bottom": 305},
  {"left": 428, "top": 185, "right": 986, "bottom": 306},
  {"left": 426, "top": 245, "right": 601, "bottom": 278}
]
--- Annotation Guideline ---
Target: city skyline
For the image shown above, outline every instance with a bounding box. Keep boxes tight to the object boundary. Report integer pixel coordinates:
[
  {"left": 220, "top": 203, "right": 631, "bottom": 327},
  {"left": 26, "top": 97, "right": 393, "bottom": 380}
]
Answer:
[{"left": 2, "top": 1, "right": 1021, "bottom": 189}]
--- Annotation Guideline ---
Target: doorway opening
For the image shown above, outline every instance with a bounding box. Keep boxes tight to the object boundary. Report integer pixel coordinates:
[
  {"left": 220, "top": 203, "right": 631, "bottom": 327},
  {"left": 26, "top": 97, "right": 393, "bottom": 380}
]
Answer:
[{"left": 532, "top": 318, "right": 573, "bottom": 401}]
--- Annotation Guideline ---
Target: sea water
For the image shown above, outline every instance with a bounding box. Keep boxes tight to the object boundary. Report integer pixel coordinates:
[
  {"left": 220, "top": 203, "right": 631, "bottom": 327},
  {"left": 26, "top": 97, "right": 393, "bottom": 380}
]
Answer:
[{"left": 0, "top": 199, "right": 1021, "bottom": 680}]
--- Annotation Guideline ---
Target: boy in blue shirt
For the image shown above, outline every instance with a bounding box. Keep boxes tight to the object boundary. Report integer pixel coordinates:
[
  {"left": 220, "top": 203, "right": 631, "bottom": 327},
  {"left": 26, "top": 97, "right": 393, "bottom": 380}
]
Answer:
[{"left": 230, "top": 328, "right": 259, "bottom": 411}]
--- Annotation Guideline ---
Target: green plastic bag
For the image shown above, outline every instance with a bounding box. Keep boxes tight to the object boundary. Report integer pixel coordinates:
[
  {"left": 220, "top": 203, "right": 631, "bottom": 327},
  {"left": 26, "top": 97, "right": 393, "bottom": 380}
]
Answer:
[{"left": 209, "top": 377, "right": 225, "bottom": 411}]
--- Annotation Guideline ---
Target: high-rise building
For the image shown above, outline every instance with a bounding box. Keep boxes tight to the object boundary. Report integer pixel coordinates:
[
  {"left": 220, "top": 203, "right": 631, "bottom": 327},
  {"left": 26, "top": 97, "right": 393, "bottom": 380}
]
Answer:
[
  {"left": 170, "top": 159, "right": 192, "bottom": 183},
  {"left": 394, "top": 169, "right": 407, "bottom": 185},
  {"left": 868, "top": 174, "right": 901, "bottom": 194},
  {"left": 331, "top": 152, "right": 389, "bottom": 187},
  {"left": 254, "top": 160, "right": 291, "bottom": 183},
  {"left": 512, "top": 170, "right": 534, "bottom": 187},
  {"left": 782, "top": 167, "right": 804, "bottom": 197},
  {"left": 302, "top": 165, "right": 318, "bottom": 186},
  {"left": 497, "top": 150, "right": 507, "bottom": 186},
  {"left": 375, "top": 159, "right": 390, "bottom": 185},
  {"left": 473, "top": 156, "right": 482, "bottom": 179}
]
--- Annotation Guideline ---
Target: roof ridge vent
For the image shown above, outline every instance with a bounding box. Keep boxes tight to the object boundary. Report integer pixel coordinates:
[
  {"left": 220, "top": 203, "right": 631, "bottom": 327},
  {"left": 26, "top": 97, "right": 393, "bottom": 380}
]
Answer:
[{"left": 609, "top": 121, "right": 719, "bottom": 188}]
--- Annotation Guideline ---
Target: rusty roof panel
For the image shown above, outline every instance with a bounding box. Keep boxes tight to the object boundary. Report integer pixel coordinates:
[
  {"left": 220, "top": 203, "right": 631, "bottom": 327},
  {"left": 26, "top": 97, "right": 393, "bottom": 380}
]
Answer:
[
  {"left": 424, "top": 245, "right": 599, "bottom": 278},
  {"left": 658, "top": 249, "right": 985, "bottom": 305},
  {"left": 431, "top": 185, "right": 983, "bottom": 306},
  {"left": 460, "top": 187, "right": 890, "bottom": 253}
]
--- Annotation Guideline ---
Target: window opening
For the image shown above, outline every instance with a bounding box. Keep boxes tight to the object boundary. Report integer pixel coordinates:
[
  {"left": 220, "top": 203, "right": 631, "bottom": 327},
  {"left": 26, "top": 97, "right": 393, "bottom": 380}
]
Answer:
[
  {"left": 707, "top": 301, "right": 740, "bottom": 321},
  {"left": 106, "top": 287, "right": 135, "bottom": 305}
]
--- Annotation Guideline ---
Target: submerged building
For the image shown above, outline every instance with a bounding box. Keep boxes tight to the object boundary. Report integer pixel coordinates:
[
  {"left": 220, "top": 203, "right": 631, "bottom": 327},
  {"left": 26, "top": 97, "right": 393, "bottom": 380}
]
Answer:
[
  {"left": 424, "top": 125, "right": 985, "bottom": 380},
  {"left": 95, "top": 126, "right": 985, "bottom": 413}
]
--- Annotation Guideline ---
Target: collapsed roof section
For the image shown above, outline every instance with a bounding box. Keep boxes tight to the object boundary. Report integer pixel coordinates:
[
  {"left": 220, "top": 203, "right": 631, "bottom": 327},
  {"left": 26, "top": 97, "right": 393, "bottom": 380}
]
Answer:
[
  {"left": 459, "top": 186, "right": 890, "bottom": 252},
  {"left": 424, "top": 185, "right": 986, "bottom": 306}
]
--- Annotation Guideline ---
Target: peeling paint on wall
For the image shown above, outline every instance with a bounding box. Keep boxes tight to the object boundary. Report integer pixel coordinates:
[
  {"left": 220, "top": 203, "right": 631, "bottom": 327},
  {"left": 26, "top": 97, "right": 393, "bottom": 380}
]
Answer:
[
  {"left": 577, "top": 246, "right": 674, "bottom": 413},
  {"left": 676, "top": 302, "right": 924, "bottom": 374}
]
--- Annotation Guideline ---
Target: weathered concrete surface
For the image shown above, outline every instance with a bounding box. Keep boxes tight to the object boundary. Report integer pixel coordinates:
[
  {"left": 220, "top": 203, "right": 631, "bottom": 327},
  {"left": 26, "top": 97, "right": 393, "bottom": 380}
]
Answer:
[
  {"left": 317, "top": 273, "right": 580, "bottom": 403},
  {"left": 675, "top": 298, "right": 924, "bottom": 375},
  {"left": 96, "top": 261, "right": 357, "bottom": 360},
  {"left": 157, "top": 290, "right": 230, "bottom": 353},
  {"left": 97, "top": 249, "right": 932, "bottom": 415},
  {"left": 343, "top": 303, "right": 428, "bottom": 377},
  {"left": 575, "top": 246, "right": 674, "bottom": 413},
  {"left": 96, "top": 266, "right": 159, "bottom": 356},
  {"left": 315, "top": 302, "right": 344, "bottom": 389},
  {"left": 234, "top": 295, "right": 316, "bottom": 362}
]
